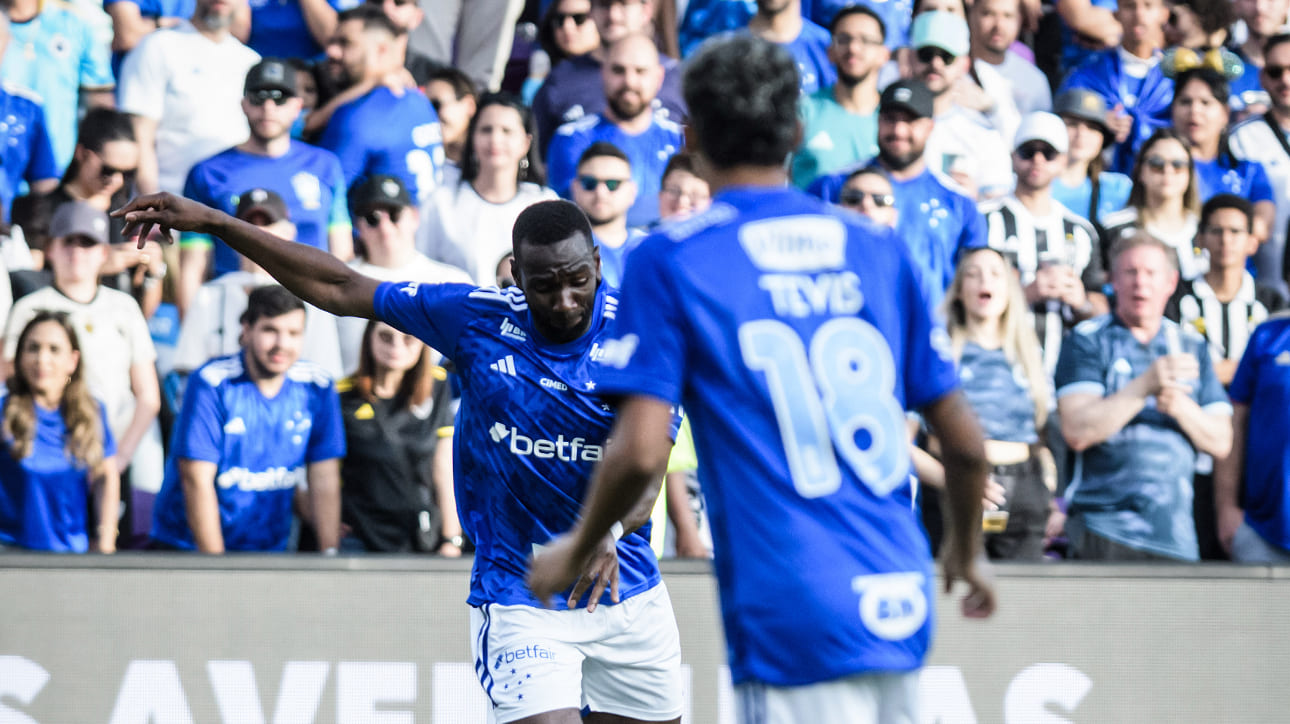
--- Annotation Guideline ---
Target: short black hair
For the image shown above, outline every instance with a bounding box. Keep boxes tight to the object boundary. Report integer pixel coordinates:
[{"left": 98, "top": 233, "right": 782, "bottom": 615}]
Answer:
[
  {"left": 512, "top": 200, "right": 595, "bottom": 259},
  {"left": 1265, "top": 32, "right": 1290, "bottom": 58},
  {"left": 661, "top": 151, "right": 697, "bottom": 182},
  {"left": 338, "top": 4, "right": 400, "bottom": 37},
  {"left": 426, "top": 66, "right": 477, "bottom": 100},
  {"left": 1200, "top": 193, "right": 1254, "bottom": 232},
  {"left": 577, "top": 141, "right": 631, "bottom": 169},
  {"left": 241, "top": 285, "right": 306, "bottom": 327},
  {"left": 683, "top": 35, "right": 799, "bottom": 170},
  {"left": 829, "top": 4, "right": 886, "bottom": 40}
]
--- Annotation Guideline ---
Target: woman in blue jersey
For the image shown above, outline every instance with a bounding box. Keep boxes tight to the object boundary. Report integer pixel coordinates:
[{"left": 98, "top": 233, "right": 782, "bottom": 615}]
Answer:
[
  {"left": 1052, "top": 89, "right": 1133, "bottom": 232},
  {"left": 336, "top": 320, "right": 461, "bottom": 555},
  {"left": 0, "top": 312, "right": 119, "bottom": 553},
  {"left": 938, "top": 248, "right": 1058, "bottom": 560}
]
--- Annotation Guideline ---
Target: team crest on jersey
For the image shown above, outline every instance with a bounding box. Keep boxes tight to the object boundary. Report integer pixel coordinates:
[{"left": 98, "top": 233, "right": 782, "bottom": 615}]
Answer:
[
  {"left": 49, "top": 35, "right": 72, "bottom": 60},
  {"left": 852, "top": 572, "right": 928, "bottom": 641},
  {"left": 292, "top": 172, "right": 323, "bottom": 210}
]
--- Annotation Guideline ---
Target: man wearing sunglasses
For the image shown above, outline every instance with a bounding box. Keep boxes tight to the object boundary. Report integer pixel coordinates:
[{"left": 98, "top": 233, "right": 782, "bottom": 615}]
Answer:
[
  {"left": 980, "top": 111, "right": 1108, "bottom": 373},
  {"left": 179, "top": 59, "right": 353, "bottom": 318},
  {"left": 570, "top": 142, "right": 641, "bottom": 288}
]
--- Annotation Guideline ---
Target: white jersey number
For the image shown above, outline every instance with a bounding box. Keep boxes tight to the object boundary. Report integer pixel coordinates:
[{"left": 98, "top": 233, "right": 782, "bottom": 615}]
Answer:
[{"left": 739, "top": 318, "right": 910, "bottom": 499}]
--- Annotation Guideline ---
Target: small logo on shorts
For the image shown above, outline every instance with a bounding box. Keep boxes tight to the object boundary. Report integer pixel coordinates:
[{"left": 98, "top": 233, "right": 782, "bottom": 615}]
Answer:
[{"left": 494, "top": 644, "right": 557, "bottom": 669}]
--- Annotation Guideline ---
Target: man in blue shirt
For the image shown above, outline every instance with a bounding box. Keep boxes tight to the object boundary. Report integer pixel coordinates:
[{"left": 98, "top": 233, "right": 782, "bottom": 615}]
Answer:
[
  {"left": 318, "top": 5, "right": 443, "bottom": 202},
  {"left": 0, "top": 16, "right": 59, "bottom": 222},
  {"left": 569, "top": 142, "right": 644, "bottom": 288},
  {"left": 151, "top": 284, "right": 345, "bottom": 552},
  {"left": 116, "top": 196, "right": 684, "bottom": 721},
  {"left": 528, "top": 36, "right": 994, "bottom": 723},
  {"left": 1056, "top": 232, "right": 1233, "bottom": 561},
  {"left": 547, "top": 33, "right": 683, "bottom": 227},
  {"left": 180, "top": 59, "right": 352, "bottom": 316}
]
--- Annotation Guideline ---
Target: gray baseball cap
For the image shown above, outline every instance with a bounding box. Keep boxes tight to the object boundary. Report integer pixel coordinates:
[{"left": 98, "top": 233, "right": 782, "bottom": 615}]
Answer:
[{"left": 49, "top": 201, "right": 110, "bottom": 244}]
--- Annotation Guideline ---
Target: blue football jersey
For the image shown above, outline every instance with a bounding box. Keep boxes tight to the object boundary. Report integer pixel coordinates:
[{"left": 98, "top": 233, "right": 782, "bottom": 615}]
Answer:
[
  {"left": 1193, "top": 155, "right": 1273, "bottom": 205},
  {"left": 180, "top": 141, "right": 351, "bottom": 275},
  {"left": 318, "top": 86, "right": 444, "bottom": 203},
  {"left": 1228, "top": 314, "right": 1290, "bottom": 551},
  {"left": 0, "top": 84, "right": 58, "bottom": 222},
  {"left": 151, "top": 353, "right": 346, "bottom": 551},
  {"left": 596, "top": 186, "right": 959, "bottom": 687},
  {"left": 372, "top": 280, "right": 664, "bottom": 609},
  {"left": 0, "top": 396, "right": 115, "bottom": 552}
]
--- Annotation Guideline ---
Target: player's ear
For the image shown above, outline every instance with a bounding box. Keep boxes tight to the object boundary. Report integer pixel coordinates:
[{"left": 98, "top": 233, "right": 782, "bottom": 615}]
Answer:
[{"left": 593, "top": 245, "right": 602, "bottom": 280}]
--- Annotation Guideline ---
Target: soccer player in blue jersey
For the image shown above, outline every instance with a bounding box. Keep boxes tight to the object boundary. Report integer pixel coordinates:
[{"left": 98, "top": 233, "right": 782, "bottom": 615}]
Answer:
[
  {"left": 529, "top": 35, "right": 995, "bottom": 723},
  {"left": 150, "top": 285, "right": 345, "bottom": 552},
  {"left": 116, "top": 194, "right": 685, "bottom": 721}
]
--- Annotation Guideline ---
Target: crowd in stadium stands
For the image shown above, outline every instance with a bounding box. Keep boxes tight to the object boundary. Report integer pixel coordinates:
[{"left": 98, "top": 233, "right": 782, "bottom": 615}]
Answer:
[{"left": 2, "top": 0, "right": 1290, "bottom": 565}]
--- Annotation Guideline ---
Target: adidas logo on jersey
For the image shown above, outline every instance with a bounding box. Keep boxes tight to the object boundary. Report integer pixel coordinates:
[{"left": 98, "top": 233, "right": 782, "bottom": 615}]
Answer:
[
  {"left": 499, "top": 319, "right": 527, "bottom": 342},
  {"left": 489, "top": 422, "right": 604, "bottom": 461},
  {"left": 490, "top": 355, "right": 517, "bottom": 376}
]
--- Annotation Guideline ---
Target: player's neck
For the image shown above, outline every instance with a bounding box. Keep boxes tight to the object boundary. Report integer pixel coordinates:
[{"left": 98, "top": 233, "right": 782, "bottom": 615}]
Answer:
[
  {"left": 1013, "top": 184, "right": 1052, "bottom": 215},
  {"left": 239, "top": 133, "right": 291, "bottom": 158},
  {"left": 705, "top": 164, "right": 790, "bottom": 193},
  {"left": 749, "top": 6, "right": 802, "bottom": 43},
  {"left": 1205, "top": 265, "right": 1245, "bottom": 301}
]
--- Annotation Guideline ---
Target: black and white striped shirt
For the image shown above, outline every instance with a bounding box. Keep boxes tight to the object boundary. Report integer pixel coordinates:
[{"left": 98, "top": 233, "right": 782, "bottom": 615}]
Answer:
[{"left": 1166, "top": 273, "right": 1271, "bottom": 364}]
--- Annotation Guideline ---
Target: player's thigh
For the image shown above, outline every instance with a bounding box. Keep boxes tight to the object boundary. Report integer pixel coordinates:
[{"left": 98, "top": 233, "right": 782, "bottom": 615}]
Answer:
[
  {"left": 581, "top": 583, "right": 685, "bottom": 722},
  {"left": 469, "top": 603, "right": 585, "bottom": 724},
  {"left": 736, "top": 670, "right": 919, "bottom": 724}
]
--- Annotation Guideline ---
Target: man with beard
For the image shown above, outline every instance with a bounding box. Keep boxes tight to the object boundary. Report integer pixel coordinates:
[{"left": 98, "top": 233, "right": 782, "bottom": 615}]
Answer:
[
  {"left": 178, "top": 60, "right": 353, "bottom": 317},
  {"left": 969, "top": 0, "right": 1052, "bottom": 115},
  {"left": 810, "top": 79, "right": 986, "bottom": 303},
  {"left": 118, "top": 0, "right": 260, "bottom": 195},
  {"left": 791, "top": 5, "right": 889, "bottom": 188},
  {"left": 546, "top": 33, "right": 682, "bottom": 227}
]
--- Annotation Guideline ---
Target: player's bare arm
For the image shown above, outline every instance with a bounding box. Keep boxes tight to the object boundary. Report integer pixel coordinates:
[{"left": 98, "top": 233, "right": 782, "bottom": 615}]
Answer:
[{"left": 114, "top": 193, "right": 380, "bottom": 319}]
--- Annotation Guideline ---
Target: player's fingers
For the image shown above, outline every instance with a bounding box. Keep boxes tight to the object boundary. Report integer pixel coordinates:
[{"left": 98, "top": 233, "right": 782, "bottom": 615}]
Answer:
[
  {"left": 609, "top": 565, "right": 620, "bottom": 604},
  {"left": 587, "top": 563, "right": 612, "bottom": 611},
  {"left": 568, "top": 573, "right": 592, "bottom": 609}
]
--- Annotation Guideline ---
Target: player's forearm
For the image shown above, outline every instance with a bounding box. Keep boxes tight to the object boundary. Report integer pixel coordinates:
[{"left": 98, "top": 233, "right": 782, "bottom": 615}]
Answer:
[
  {"left": 1213, "top": 405, "right": 1247, "bottom": 511},
  {"left": 181, "top": 461, "right": 224, "bottom": 553},
  {"left": 308, "top": 459, "right": 342, "bottom": 552},
  {"left": 925, "top": 392, "right": 989, "bottom": 563},
  {"left": 94, "top": 461, "right": 121, "bottom": 553}
]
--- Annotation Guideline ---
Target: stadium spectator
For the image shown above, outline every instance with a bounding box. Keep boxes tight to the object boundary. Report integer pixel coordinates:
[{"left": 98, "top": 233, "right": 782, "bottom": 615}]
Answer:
[
  {"left": 837, "top": 165, "right": 898, "bottom": 227},
  {"left": 528, "top": 36, "right": 993, "bottom": 719},
  {"left": 1169, "top": 68, "right": 1274, "bottom": 242},
  {"left": 114, "top": 194, "right": 686, "bottom": 724},
  {"left": 286, "top": 58, "right": 319, "bottom": 141},
  {"left": 531, "top": 0, "right": 686, "bottom": 155},
  {"left": 935, "top": 248, "right": 1056, "bottom": 560},
  {"left": 1054, "top": 0, "right": 1121, "bottom": 80},
  {"left": 171, "top": 189, "right": 343, "bottom": 379},
  {"left": 0, "top": 17, "right": 59, "bottom": 223},
  {"left": 316, "top": 5, "right": 443, "bottom": 202},
  {"left": 404, "top": 0, "right": 524, "bottom": 93},
  {"left": 244, "top": 0, "right": 351, "bottom": 60},
  {"left": 1216, "top": 308, "right": 1290, "bottom": 562},
  {"left": 1230, "top": 0, "right": 1286, "bottom": 111},
  {"left": 790, "top": 5, "right": 887, "bottom": 189},
  {"left": 336, "top": 319, "right": 459, "bottom": 554},
  {"left": 1051, "top": 89, "right": 1134, "bottom": 231},
  {"left": 179, "top": 59, "right": 352, "bottom": 317},
  {"left": 150, "top": 284, "right": 344, "bottom": 552},
  {"left": 536, "top": 0, "right": 601, "bottom": 70},
  {"left": 104, "top": 0, "right": 200, "bottom": 68},
  {"left": 1166, "top": 194, "right": 1272, "bottom": 560},
  {"left": 981, "top": 112, "right": 1106, "bottom": 373},
  {"left": 417, "top": 93, "right": 557, "bottom": 286},
  {"left": 569, "top": 142, "right": 641, "bottom": 288},
  {"left": 744, "top": 0, "right": 834, "bottom": 94},
  {"left": 1059, "top": 0, "right": 1174, "bottom": 175},
  {"left": 1056, "top": 232, "right": 1232, "bottom": 561},
  {"left": 1, "top": 0, "right": 114, "bottom": 171},
  {"left": 1228, "top": 33, "right": 1290, "bottom": 301},
  {"left": 365, "top": 0, "right": 445, "bottom": 86},
  {"left": 422, "top": 67, "right": 478, "bottom": 185},
  {"left": 906, "top": 11, "right": 1014, "bottom": 199},
  {"left": 339, "top": 174, "right": 469, "bottom": 372},
  {"left": 656, "top": 151, "right": 710, "bottom": 221},
  {"left": 546, "top": 33, "right": 682, "bottom": 227},
  {"left": 117, "top": 0, "right": 260, "bottom": 196},
  {"left": 968, "top": 0, "right": 1052, "bottom": 115},
  {"left": 0, "top": 311, "right": 119, "bottom": 553},
  {"left": 3, "top": 201, "right": 162, "bottom": 548},
  {"left": 1102, "top": 129, "right": 1205, "bottom": 280}
]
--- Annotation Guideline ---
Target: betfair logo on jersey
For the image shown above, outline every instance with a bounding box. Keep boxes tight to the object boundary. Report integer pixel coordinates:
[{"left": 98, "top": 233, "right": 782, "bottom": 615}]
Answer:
[
  {"left": 216, "top": 466, "right": 305, "bottom": 492},
  {"left": 499, "top": 319, "right": 527, "bottom": 341},
  {"left": 489, "top": 423, "right": 603, "bottom": 461}
]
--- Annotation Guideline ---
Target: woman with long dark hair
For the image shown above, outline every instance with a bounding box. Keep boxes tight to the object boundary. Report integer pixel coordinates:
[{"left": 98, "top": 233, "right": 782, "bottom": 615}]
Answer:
[{"left": 0, "top": 312, "right": 119, "bottom": 553}]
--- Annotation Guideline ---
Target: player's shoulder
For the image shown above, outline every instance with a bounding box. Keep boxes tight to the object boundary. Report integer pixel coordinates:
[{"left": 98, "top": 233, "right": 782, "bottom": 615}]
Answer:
[
  {"left": 195, "top": 353, "right": 246, "bottom": 389},
  {"left": 286, "top": 359, "right": 335, "bottom": 389}
]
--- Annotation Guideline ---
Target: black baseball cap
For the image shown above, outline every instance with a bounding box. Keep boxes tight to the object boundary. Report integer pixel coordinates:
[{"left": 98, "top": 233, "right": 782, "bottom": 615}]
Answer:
[
  {"left": 235, "top": 188, "right": 289, "bottom": 224},
  {"left": 350, "top": 174, "right": 414, "bottom": 213},
  {"left": 880, "top": 79, "right": 934, "bottom": 119},
  {"left": 244, "top": 58, "right": 297, "bottom": 96},
  {"left": 1053, "top": 89, "right": 1114, "bottom": 145}
]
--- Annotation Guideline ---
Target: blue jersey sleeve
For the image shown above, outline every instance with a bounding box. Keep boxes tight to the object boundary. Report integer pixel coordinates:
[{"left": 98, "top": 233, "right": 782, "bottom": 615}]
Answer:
[
  {"left": 173, "top": 369, "right": 224, "bottom": 463},
  {"left": 596, "top": 237, "right": 689, "bottom": 404},
  {"left": 371, "top": 281, "right": 478, "bottom": 362},
  {"left": 1229, "top": 324, "right": 1265, "bottom": 405},
  {"left": 24, "top": 108, "right": 58, "bottom": 183},
  {"left": 306, "top": 382, "right": 346, "bottom": 463},
  {"left": 1054, "top": 321, "right": 1107, "bottom": 398}
]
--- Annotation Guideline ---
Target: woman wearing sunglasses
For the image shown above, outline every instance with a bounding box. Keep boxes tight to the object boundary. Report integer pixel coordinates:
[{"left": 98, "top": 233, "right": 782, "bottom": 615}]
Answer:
[
  {"left": 416, "top": 93, "right": 557, "bottom": 286},
  {"left": 837, "top": 165, "right": 898, "bottom": 228},
  {"left": 1101, "top": 128, "right": 1206, "bottom": 280}
]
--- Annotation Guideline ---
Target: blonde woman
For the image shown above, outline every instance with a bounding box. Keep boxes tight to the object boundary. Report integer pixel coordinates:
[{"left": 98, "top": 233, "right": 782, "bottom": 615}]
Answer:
[
  {"left": 918, "top": 248, "right": 1058, "bottom": 560},
  {"left": 0, "top": 312, "right": 119, "bottom": 553}
]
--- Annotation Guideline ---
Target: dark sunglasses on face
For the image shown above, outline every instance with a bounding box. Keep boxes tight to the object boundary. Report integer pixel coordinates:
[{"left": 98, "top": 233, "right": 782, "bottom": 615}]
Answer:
[
  {"left": 98, "top": 158, "right": 138, "bottom": 183},
  {"left": 839, "top": 189, "right": 895, "bottom": 207},
  {"left": 554, "top": 11, "right": 590, "bottom": 26},
  {"left": 362, "top": 207, "right": 403, "bottom": 226},
  {"left": 577, "top": 175, "right": 625, "bottom": 192},
  {"left": 1016, "top": 143, "right": 1060, "bottom": 161},
  {"left": 247, "top": 88, "right": 292, "bottom": 106},
  {"left": 1145, "top": 156, "right": 1188, "bottom": 172},
  {"left": 1264, "top": 64, "right": 1290, "bottom": 79},
  {"left": 915, "top": 46, "right": 956, "bottom": 65}
]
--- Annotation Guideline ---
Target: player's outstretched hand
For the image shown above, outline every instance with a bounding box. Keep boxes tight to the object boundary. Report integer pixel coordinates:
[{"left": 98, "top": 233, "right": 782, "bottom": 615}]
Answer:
[
  {"left": 528, "top": 532, "right": 620, "bottom": 612},
  {"left": 567, "top": 534, "right": 620, "bottom": 613},
  {"left": 113, "top": 193, "right": 218, "bottom": 250},
  {"left": 942, "top": 547, "right": 997, "bottom": 619}
]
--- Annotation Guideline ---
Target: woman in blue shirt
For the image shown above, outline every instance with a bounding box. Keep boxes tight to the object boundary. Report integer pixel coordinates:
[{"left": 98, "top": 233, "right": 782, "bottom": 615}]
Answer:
[{"left": 0, "top": 312, "right": 118, "bottom": 553}]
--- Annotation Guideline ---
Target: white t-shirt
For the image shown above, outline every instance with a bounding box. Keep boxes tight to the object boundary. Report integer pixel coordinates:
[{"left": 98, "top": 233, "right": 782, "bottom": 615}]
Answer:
[
  {"left": 971, "top": 60, "right": 1023, "bottom": 146},
  {"left": 340, "top": 253, "right": 474, "bottom": 373},
  {"left": 986, "top": 51, "right": 1053, "bottom": 116},
  {"left": 4, "top": 286, "right": 156, "bottom": 437},
  {"left": 117, "top": 22, "right": 259, "bottom": 194},
  {"left": 416, "top": 181, "right": 558, "bottom": 285},
  {"left": 171, "top": 272, "right": 344, "bottom": 379}
]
